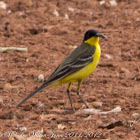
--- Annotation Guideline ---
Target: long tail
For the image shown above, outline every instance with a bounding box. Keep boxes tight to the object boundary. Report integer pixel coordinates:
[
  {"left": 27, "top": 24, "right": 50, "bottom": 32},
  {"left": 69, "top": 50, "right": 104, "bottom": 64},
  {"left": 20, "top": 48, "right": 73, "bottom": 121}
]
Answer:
[{"left": 16, "top": 83, "right": 48, "bottom": 108}]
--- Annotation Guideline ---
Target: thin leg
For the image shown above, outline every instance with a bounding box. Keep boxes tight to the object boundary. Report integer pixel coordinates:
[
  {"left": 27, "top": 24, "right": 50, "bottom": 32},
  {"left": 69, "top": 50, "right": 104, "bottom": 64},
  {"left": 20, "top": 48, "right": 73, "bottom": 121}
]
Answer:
[
  {"left": 67, "top": 82, "right": 75, "bottom": 111},
  {"left": 77, "top": 80, "right": 89, "bottom": 108}
]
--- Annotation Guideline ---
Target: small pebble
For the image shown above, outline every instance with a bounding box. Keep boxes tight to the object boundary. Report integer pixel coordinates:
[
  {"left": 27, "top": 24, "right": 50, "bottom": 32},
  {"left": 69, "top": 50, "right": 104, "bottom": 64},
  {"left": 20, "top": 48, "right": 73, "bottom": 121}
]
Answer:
[
  {"left": 38, "top": 74, "right": 44, "bottom": 82},
  {"left": 38, "top": 101, "right": 44, "bottom": 109},
  {"left": 68, "top": 7, "right": 74, "bottom": 12},
  {"left": 0, "top": 1, "right": 7, "bottom": 10},
  {"left": 64, "top": 13, "right": 69, "bottom": 19},
  {"left": 104, "top": 54, "right": 113, "bottom": 60},
  {"left": 100, "top": 0, "right": 105, "bottom": 5},
  {"left": 19, "top": 127, "right": 27, "bottom": 131},
  {"left": 58, "top": 124, "right": 67, "bottom": 130},
  {"left": 120, "top": 68, "right": 130, "bottom": 74},
  {"left": 109, "top": 0, "right": 117, "bottom": 6},
  {"left": 53, "top": 10, "right": 59, "bottom": 17},
  {"left": 4, "top": 83, "right": 12, "bottom": 89},
  {"left": 8, "top": 10, "right": 12, "bottom": 14},
  {"left": 92, "top": 101, "right": 102, "bottom": 109},
  {"left": 132, "top": 113, "right": 140, "bottom": 119},
  {"left": 69, "top": 122, "right": 76, "bottom": 125},
  {"left": 69, "top": 45, "right": 77, "bottom": 49},
  {"left": 89, "top": 11, "right": 93, "bottom": 15},
  {"left": 19, "top": 12, "right": 26, "bottom": 16}
]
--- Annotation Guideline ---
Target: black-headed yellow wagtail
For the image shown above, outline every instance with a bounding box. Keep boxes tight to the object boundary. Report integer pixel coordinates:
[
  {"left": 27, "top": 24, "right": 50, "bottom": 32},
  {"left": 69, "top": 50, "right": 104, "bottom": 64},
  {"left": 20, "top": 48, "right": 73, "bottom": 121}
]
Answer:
[{"left": 16, "top": 29, "right": 105, "bottom": 111}]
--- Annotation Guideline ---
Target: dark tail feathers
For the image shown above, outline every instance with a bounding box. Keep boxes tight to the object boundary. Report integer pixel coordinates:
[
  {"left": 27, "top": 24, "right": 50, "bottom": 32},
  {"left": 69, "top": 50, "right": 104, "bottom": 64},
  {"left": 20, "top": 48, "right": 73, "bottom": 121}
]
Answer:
[{"left": 16, "top": 83, "right": 47, "bottom": 108}]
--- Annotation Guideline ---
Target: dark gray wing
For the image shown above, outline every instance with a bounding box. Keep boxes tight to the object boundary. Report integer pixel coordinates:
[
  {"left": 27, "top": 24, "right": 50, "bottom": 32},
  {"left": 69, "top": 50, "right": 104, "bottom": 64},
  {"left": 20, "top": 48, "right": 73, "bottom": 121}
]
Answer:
[
  {"left": 46, "top": 42, "right": 96, "bottom": 84},
  {"left": 16, "top": 42, "right": 95, "bottom": 108}
]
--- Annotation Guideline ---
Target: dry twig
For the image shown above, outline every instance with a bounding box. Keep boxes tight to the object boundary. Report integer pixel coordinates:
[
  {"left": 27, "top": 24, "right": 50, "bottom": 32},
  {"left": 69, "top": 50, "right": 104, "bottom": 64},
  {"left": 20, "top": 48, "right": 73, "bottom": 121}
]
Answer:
[{"left": 0, "top": 47, "right": 28, "bottom": 53}]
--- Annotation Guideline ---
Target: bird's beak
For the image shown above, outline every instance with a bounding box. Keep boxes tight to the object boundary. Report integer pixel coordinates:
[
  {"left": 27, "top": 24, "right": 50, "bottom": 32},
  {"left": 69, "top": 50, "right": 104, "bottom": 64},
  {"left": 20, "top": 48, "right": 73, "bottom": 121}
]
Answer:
[
  {"left": 99, "top": 34, "right": 106, "bottom": 39},
  {"left": 96, "top": 33, "right": 107, "bottom": 39}
]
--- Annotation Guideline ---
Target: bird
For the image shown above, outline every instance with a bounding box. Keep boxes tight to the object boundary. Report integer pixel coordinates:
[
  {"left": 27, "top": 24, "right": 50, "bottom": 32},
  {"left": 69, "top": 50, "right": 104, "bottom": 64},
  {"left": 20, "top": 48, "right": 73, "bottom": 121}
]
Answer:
[{"left": 16, "top": 29, "right": 106, "bottom": 111}]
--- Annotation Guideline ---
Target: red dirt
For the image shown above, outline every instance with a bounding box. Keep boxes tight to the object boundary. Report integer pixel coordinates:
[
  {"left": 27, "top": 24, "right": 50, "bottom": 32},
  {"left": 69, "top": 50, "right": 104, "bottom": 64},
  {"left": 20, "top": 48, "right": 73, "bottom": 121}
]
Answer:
[{"left": 0, "top": 0, "right": 140, "bottom": 139}]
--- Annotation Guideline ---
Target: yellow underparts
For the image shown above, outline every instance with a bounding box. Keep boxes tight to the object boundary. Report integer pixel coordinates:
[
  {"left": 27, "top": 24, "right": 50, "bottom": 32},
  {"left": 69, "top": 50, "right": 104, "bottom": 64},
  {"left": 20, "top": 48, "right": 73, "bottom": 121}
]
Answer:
[{"left": 49, "top": 37, "right": 101, "bottom": 88}]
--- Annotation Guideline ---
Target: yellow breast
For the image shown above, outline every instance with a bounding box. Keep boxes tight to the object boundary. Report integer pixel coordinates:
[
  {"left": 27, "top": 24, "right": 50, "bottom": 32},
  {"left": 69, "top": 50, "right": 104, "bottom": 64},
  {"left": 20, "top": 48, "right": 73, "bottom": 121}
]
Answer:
[{"left": 59, "top": 44, "right": 101, "bottom": 84}]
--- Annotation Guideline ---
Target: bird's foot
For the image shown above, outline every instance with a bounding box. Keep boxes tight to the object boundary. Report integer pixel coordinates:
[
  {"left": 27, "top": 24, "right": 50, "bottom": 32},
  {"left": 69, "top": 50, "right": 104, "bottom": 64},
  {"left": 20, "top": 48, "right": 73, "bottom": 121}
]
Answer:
[
  {"left": 85, "top": 103, "right": 89, "bottom": 109},
  {"left": 71, "top": 107, "right": 75, "bottom": 112}
]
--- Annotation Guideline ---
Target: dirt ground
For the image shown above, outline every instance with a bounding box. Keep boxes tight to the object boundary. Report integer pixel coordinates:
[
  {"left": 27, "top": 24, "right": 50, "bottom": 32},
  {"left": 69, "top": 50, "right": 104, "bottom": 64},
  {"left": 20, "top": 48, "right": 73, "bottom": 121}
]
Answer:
[{"left": 0, "top": 0, "right": 140, "bottom": 139}]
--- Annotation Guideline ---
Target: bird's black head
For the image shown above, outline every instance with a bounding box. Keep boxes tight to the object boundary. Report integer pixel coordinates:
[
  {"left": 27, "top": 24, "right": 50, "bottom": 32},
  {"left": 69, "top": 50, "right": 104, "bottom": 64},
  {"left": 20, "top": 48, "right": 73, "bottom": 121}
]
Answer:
[{"left": 83, "top": 29, "right": 105, "bottom": 41}]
